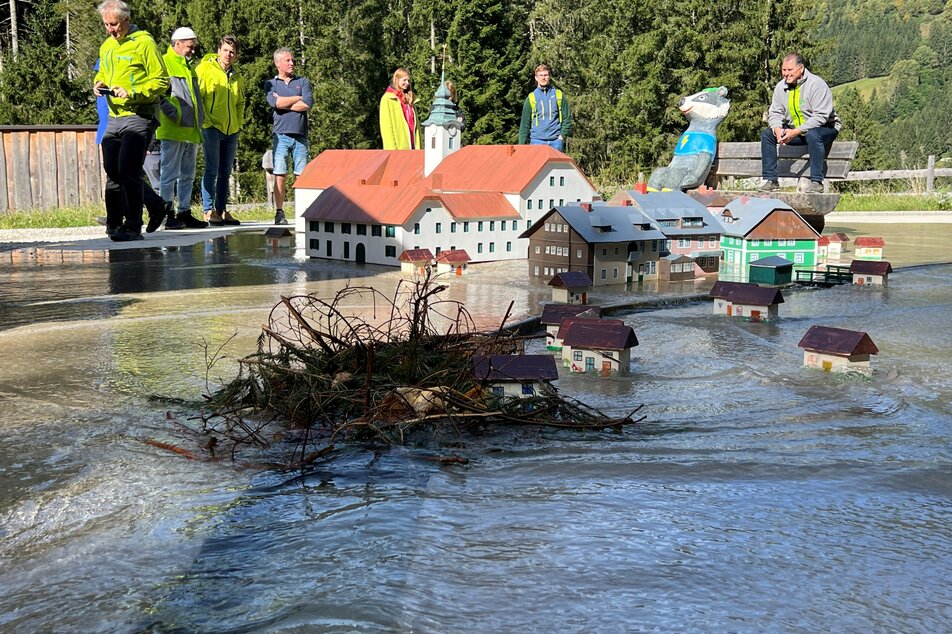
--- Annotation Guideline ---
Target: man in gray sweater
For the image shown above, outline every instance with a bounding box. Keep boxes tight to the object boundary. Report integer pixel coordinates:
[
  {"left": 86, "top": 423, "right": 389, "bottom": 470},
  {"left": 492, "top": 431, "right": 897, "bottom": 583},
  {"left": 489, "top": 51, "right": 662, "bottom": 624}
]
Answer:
[{"left": 760, "top": 52, "right": 841, "bottom": 194}]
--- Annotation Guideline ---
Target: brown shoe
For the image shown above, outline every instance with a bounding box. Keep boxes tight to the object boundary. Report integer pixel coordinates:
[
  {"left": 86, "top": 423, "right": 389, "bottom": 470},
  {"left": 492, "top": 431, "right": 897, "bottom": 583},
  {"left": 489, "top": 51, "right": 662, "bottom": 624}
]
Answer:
[
  {"left": 222, "top": 212, "right": 241, "bottom": 226},
  {"left": 208, "top": 211, "right": 224, "bottom": 226}
]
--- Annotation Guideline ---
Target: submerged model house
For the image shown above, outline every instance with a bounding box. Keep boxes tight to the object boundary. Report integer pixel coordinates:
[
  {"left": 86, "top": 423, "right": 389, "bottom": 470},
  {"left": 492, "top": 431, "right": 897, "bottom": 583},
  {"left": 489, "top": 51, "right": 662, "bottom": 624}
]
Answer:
[
  {"left": 817, "top": 232, "right": 850, "bottom": 260},
  {"left": 540, "top": 304, "right": 602, "bottom": 349},
  {"left": 748, "top": 255, "right": 794, "bottom": 286},
  {"left": 658, "top": 253, "right": 696, "bottom": 282},
  {"left": 398, "top": 248, "right": 433, "bottom": 276},
  {"left": 714, "top": 197, "right": 819, "bottom": 280},
  {"left": 850, "top": 260, "right": 892, "bottom": 286},
  {"left": 854, "top": 237, "right": 885, "bottom": 261},
  {"left": 609, "top": 190, "right": 723, "bottom": 274},
  {"left": 520, "top": 202, "right": 667, "bottom": 284},
  {"left": 561, "top": 319, "right": 638, "bottom": 375},
  {"left": 472, "top": 355, "right": 559, "bottom": 397},
  {"left": 435, "top": 249, "right": 471, "bottom": 275},
  {"left": 295, "top": 79, "right": 596, "bottom": 266},
  {"left": 798, "top": 325, "right": 879, "bottom": 374},
  {"left": 709, "top": 280, "right": 784, "bottom": 321},
  {"left": 555, "top": 317, "right": 624, "bottom": 353},
  {"left": 548, "top": 271, "right": 593, "bottom": 304}
]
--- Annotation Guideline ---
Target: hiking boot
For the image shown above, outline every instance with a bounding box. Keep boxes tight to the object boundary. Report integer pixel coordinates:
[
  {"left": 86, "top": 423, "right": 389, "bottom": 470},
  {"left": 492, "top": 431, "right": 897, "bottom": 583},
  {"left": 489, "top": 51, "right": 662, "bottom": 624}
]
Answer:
[
  {"left": 222, "top": 212, "right": 241, "bottom": 226},
  {"left": 758, "top": 180, "right": 779, "bottom": 192},
  {"left": 174, "top": 211, "right": 209, "bottom": 229},
  {"left": 803, "top": 180, "right": 824, "bottom": 194},
  {"left": 274, "top": 209, "right": 289, "bottom": 225},
  {"left": 208, "top": 211, "right": 225, "bottom": 226}
]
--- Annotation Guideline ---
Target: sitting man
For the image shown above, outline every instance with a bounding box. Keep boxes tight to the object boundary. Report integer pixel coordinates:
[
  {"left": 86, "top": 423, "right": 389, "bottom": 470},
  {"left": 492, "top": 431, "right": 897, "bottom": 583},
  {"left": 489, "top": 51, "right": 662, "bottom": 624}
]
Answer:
[{"left": 760, "top": 52, "right": 840, "bottom": 194}]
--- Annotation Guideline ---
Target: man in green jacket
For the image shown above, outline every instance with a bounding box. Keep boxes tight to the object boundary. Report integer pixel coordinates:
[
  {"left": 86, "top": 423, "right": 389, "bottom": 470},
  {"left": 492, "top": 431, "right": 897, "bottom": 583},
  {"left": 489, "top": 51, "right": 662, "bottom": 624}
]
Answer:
[
  {"left": 93, "top": 0, "right": 169, "bottom": 241},
  {"left": 156, "top": 27, "right": 208, "bottom": 229},
  {"left": 196, "top": 35, "right": 245, "bottom": 226}
]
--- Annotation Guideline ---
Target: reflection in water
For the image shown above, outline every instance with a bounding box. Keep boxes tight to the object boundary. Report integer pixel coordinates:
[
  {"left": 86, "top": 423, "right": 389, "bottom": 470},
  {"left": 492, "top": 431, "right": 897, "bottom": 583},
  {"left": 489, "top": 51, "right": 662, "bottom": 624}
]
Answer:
[{"left": 0, "top": 227, "right": 951, "bottom": 631}]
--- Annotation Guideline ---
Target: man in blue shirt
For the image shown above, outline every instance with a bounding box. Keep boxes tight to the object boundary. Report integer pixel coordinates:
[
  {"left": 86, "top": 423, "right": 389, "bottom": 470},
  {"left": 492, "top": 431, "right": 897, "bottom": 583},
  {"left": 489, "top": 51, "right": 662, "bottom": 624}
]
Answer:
[
  {"left": 264, "top": 48, "right": 313, "bottom": 225},
  {"left": 518, "top": 64, "right": 572, "bottom": 152}
]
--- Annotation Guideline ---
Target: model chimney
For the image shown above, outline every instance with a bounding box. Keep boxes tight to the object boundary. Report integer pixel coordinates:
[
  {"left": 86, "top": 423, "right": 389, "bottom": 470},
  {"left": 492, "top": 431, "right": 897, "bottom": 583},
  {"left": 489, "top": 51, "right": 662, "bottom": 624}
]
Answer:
[
  {"left": 507, "top": 145, "right": 516, "bottom": 157},
  {"left": 580, "top": 202, "right": 592, "bottom": 212}
]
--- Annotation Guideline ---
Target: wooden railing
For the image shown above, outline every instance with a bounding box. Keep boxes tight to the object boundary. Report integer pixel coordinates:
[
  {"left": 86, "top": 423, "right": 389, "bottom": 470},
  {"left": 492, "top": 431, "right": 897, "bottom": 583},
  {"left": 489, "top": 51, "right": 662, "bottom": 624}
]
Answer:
[
  {"left": 845, "top": 155, "right": 952, "bottom": 192},
  {"left": 0, "top": 125, "right": 102, "bottom": 211}
]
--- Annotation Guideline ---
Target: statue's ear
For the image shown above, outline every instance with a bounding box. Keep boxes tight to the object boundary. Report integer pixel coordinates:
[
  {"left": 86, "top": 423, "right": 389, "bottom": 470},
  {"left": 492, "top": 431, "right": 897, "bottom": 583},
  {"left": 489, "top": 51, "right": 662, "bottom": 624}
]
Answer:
[{"left": 718, "top": 86, "right": 729, "bottom": 97}]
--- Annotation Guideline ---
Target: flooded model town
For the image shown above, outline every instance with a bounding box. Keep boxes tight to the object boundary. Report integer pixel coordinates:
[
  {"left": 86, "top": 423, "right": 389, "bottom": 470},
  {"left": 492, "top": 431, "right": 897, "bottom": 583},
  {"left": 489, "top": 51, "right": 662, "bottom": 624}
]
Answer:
[{"left": 1, "top": 202, "right": 950, "bottom": 632}]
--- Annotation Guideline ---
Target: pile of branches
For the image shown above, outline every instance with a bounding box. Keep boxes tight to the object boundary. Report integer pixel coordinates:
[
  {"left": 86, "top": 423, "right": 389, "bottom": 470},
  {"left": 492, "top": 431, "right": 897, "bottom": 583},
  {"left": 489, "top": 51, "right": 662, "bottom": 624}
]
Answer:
[{"left": 198, "top": 275, "right": 642, "bottom": 460}]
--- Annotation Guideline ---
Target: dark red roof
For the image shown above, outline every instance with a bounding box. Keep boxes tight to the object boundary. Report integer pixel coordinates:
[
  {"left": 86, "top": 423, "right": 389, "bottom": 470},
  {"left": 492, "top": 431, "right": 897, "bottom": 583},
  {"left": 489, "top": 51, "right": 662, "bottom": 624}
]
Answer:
[
  {"left": 472, "top": 355, "right": 559, "bottom": 382},
  {"left": 540, "top": 304, "right": 603, "bottom": 326},
  {"left": 850, "top": 260, "right": 892, "bottom": 275},
  {"left": 854, "top": 236, "right": 885, "bottom": 248},
  {"left": 398, "top": 248, "right": 434, "bottom": 263},
  {"left": 435, "top": 249, "right": 471, "bottom": 264},
  {"left": 548, "top": 271, "right": 593, "bottom": 289},
  {"left": 798, "top": 325, "right": 879, "bottom": 356},
  {"left": 557, "top": 317, "right": 624, "bottom": 340},
  {"left": 709, "top": 281, "right": 757, "bottom": 299},
  {"left": 725, "top": 285, "right": 784, "bottom": 306},
  {"left": 561, "top": 320, "right": 638, "bottom": 350}
]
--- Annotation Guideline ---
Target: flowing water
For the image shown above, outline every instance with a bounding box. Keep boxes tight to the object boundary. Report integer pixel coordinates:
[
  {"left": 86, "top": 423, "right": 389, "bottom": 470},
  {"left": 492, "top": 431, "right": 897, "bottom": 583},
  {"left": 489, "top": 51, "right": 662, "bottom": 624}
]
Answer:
[{"left": 1, "top": 228, "right": 951, "bottom": 632}]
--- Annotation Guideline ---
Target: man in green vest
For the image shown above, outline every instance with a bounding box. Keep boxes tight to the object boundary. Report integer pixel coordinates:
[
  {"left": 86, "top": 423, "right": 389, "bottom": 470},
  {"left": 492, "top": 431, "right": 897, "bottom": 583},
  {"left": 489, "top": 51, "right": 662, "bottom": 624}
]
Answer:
[
  {"left": 518, "top": 64, "right": 572, "bottom": 152},
  {"left": 156, "top": 27, "right": 208, "bottom": 229},
  {"left": 760, "top": 52, "right": 841, "bottom": 194}
]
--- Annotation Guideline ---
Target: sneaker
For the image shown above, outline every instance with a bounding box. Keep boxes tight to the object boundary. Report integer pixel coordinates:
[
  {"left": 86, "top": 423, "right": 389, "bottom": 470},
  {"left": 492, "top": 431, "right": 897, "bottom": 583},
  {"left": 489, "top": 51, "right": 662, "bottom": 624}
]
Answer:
[
  {"left": 145, "top": 212, "right": 165, "bottom": 233},
  {"left": 274, "top": 210, "right": 288, "bottom": 225},
  {"left": 174, "top": 211, "right": 209, "bottom": 229},
  {"left": 222, "top": 212, "right": 241, "bottom": 226},
  {"left": 758, "top": 180, "right": 779, "bottom": 192},
  {"left": 110, "top": 231, "right": 144, "bottom": 242},
  {"left": 803, "top": 181, "right": 824, "bottom": 194},
  {"left": 208, "top": 212, "right": 225, "bottom": 227}
]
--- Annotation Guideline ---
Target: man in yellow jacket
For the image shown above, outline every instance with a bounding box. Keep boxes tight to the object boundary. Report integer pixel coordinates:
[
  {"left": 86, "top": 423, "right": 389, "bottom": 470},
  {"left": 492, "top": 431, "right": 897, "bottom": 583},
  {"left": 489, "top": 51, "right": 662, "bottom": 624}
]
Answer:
[
  {"left": 93, "top": 0, "right": 168, "bottom": 241},
  {"left": 196, "top": 35, "right": 245, "bottom": 226}
]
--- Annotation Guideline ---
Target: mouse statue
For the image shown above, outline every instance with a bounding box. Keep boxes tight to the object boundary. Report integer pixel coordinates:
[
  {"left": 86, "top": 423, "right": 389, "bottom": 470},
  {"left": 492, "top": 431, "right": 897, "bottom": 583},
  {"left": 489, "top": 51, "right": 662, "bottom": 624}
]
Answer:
[{"left": 648, "top": 86, "right": 730, "bottom": 191}]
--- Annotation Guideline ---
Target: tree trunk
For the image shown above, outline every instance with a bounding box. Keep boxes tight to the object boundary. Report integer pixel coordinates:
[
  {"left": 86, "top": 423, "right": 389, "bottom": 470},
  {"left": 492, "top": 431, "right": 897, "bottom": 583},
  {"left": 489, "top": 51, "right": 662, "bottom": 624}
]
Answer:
[{"left": 9, "top": 0, "right": 19, "bottom": 60}]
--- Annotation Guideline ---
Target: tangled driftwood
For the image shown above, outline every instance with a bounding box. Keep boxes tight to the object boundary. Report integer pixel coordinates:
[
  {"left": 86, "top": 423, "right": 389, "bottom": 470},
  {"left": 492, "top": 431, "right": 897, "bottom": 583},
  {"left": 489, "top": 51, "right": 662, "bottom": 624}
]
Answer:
[{"left": 179, "top": 275, "right": 642, "bottom": 465}]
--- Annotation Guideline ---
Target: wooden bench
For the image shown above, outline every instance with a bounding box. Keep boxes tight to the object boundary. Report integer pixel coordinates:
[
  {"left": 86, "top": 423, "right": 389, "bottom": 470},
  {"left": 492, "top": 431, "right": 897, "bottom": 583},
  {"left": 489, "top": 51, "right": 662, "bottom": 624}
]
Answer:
[{"left": 709, "top": 141, "right": 859, "bottom": 192}]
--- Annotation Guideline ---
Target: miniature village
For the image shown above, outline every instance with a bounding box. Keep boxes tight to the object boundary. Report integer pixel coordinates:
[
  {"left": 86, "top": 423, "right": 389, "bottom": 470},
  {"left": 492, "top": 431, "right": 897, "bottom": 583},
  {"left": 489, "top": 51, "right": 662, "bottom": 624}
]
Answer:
[{"left": 200, "top": 80, "right": 891, "bottom": 459}]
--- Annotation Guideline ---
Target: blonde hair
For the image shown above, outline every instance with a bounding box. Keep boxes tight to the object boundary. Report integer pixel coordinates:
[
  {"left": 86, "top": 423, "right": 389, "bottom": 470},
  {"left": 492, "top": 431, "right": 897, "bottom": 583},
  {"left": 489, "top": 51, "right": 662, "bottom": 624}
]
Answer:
[{"left": 390, "top": 68, "right": 415, "bottom": 104}]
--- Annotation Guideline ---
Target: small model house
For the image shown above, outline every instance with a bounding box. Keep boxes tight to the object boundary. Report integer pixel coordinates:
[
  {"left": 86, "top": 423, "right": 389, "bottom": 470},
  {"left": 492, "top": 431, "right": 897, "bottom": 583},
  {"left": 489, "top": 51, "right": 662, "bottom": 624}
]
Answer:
[
  {"left": 472, "top": 354, "right": 559, "bottom": 397},
  {"left": 708, "top": 280, "right": 784, "bottom": 321},
  {"left": 854, "top": 237, "right": 885, "bottom": 261},
  {"left": 540, "top": 304, "right": 603, "bottom": 349},
  {"left": 714, "top": 197, "right": 819, "bottom": 281},
  {"left": 548, "top": 271, "right": 593, "bottom": 304},
  {"left": 264, "top": 227, "right": 293, "bottom": 251},
  {"left": 850, "top": 260, "right": 892, "bottom": 286},
  {"left": 434, "top": 249, "right": 471, "bottom": 275},
  {"left": 817, "top": 232, "right": 849, "bottom": 260},
  {"left": 610, "top": 190, "right": 723, "bottom": 274},
  {"left": 658, "top": 253, "right": 696, "bottom": 282},
  {"left": 520, "top": 202, "right": 667, "bottom": 285},
  {"left": 295, "top": 79, "right": 597, "bottom": 266},
  {"left": 398, "top": 248, "right": 434, "bottom": 276},
  {"left": 798, "top": 325, "right": 879, "bottom": 375},
  {"left": 560, "top": 319, "right": 638, "bottom": 375},
  {"left": 748, "top": 255, "right": 794, "bottom": 286},
  {"left": 555, "top": 317, "right": 624, "bottom": 352}
]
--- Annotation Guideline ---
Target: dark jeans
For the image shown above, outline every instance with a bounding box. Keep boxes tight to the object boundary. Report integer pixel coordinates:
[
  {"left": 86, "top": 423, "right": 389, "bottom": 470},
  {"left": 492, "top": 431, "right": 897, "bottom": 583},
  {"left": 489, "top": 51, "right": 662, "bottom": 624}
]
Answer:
[
  {"left": 761, "top": 125, "right": 839, "bottom": 183},
  {"left": 201, "top": 127, "right": 239, "bottom": 213},
  {"left": 101, "top": 115, "right": 156, "bottom": 233}
]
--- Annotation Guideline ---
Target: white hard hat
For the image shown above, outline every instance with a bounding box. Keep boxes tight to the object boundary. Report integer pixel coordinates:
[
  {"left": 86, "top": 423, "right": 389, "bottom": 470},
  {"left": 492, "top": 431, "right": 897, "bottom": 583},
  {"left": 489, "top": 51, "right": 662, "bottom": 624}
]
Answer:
[{"left": 171, "top": 27, "right": 198, "bottom": 41}]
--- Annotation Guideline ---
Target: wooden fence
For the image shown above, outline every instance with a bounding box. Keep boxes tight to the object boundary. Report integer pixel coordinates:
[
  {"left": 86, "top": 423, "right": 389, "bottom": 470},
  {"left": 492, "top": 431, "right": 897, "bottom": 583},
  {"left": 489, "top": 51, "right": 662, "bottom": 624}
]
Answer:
[
  {"left": 0, "top": 125, "right": 102, "bottom": 211},
  {"left": 845, "top": 155, "right": 952, "bottom": 192}
]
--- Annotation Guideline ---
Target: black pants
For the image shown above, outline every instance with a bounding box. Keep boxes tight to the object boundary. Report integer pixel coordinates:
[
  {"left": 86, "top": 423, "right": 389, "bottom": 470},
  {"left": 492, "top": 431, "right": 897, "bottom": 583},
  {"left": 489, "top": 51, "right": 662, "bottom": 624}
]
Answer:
[{"left": 101, "top": 114, "right": 156, "bottom": 233}]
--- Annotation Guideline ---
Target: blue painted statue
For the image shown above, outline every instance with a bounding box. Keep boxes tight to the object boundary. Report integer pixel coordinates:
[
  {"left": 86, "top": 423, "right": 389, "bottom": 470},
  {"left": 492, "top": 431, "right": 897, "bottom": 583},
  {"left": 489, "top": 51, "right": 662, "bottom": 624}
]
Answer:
[{"left": 648, "top": 86, "right": 731, "bottom": 192}]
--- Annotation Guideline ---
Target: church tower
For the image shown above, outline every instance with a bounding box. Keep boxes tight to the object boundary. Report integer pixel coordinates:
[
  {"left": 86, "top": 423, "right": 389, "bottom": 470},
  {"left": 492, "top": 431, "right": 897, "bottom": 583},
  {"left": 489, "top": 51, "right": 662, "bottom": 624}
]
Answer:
[{"left": 422, "top": 72, "right": 464, "bottom": 176}]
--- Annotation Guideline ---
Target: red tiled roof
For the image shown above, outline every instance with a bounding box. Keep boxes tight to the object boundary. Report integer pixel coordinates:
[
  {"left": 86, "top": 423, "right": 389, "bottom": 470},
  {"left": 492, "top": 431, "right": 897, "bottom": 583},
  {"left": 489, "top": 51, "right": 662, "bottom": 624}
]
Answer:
[
  {"left": 434, "top": 145, "right": 593, "bottom": 193},
  {"left": 854, "top": 236, "right": 885, "bottom": 248},
  {"left": 302, "top": 182, "right": 437, "bottom": 225},
  {"left": 798, "top": 325, "right": 879, "bottom": 356},
  {"left": 399, "top": 248, "right": 434, "bottom": 263},
  {"left": 818, "top": 236, "right": 830, "bottom": 246},
  {"left": 295, "top": 150, "right": 423, "bottom": 190},
  {"left": 435, "top": 249, "right": 471, "bottom": 264},
  {"left": 441, "top": 193, "right": 519, "bottom": 219}
]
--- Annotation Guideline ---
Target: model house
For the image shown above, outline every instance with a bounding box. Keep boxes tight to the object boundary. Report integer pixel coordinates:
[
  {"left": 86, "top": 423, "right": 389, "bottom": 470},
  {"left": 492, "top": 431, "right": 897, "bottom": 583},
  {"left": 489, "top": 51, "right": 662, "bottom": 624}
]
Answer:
[
  {"left": 850, "top": 260, "right": 892, "bottom": 286},
  {"left": 434, "top": 249, "right": 471, "bottom": 275},
  {"left": 294, "top": 79, "right": 597, "bottom": 266},
  {"left": 540, "top": 304, "right": 602, "bottom": 349},
  {"left": 398, "top": 248, "right": 434, "bottom": 276},
  {"left": 610, "top": 190, "right": 723, "bottom": 274},
  {"left": 708, "top": 280, "right": 784, "bottom": 321},
  {"left": 560, "top": 319, "right": 638, "bottom": 375},
  {"left": 658, "top": 254, "right": 696, "bottom": 282},
  {"left": 854, "top": 237, "right": 885, "bottom": 261},
  {"left": 817, "top": 232, "right": 849, "bottom": 260},
  {"left": 748, "top": 255, "right": 794, "bottom": 286},
  {"left": 714, "top": 197, "right": 819, "bottom": 281},
  {"left": 472, "top": 354, "right": 559, "bottom": 397},
  {"left": 520, "top": 202, "right": 667, "bottom": 285},
  {"left": 555, "top": 317, "right": 624, "bottom": 352},
  {"left": 548, "top": 271, "right": 593, "bottom": 304},
  {"left": 798, "top": 325, "right": 879, "bottom": 374}
]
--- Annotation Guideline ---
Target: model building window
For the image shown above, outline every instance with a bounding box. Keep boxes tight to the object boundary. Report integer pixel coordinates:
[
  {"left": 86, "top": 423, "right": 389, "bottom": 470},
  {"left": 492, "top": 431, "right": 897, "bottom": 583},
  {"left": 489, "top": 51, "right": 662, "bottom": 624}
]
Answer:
[
  {"left": 341, "top": 223, "right": 351, "bottom": 234},
  {"left": 372, "top": 225, "right": 382, "bottom": 237},
  {"left": 385, "top": 226, "right": 395, "bottom": 238},
  {"left": 573, "top": 351, "right": 583, "bottom": 361},
  {"left": 324, "top": 221, "right": 334, "bottom": 233},
  {"left": 356, "top": 224, "right": 367, "bottom": 235},
  {"left": 309, "top": 221, "right": 319, "bottom": 232},
  {"left": 385, "top": 245, "right": 396, "bottom": 257}
]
